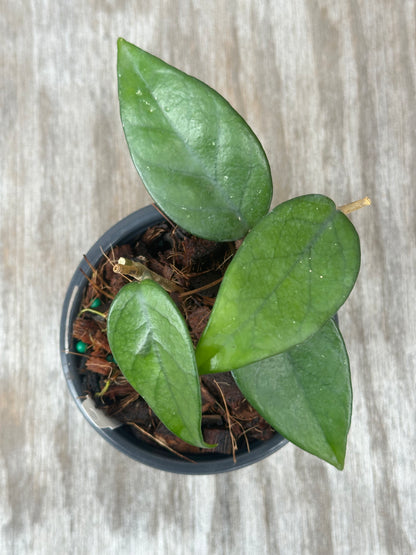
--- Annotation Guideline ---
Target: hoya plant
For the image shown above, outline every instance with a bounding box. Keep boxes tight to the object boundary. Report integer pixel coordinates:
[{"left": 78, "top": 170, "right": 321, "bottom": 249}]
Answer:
[{"left": 107, "top": 38, "right": 369, "bottom": 469}]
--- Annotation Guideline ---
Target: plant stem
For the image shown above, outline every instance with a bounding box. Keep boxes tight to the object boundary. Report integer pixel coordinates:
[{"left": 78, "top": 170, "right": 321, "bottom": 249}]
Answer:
[
  {"left": 179, "top": 276, "right": 223, "bottom": 298},
  {"left": 113, "top": 257, "right": 183, "bottom": 292},
  {"left": 79, "top": 307, "right": 107, "bottom": 318},
  {"left": 338, "top": 197, "right": 371, "bottom": 215}
]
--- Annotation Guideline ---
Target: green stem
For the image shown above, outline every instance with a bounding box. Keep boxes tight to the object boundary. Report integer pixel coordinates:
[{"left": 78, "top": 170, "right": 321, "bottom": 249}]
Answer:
[{"left": 79, "top": 308, "right": 107, "bottom": 318}]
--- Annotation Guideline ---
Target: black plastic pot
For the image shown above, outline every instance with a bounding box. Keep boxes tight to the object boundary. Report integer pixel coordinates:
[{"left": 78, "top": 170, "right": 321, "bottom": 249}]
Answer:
[{"left": 60, "top": 205, "right": 287, "bottom": 474}]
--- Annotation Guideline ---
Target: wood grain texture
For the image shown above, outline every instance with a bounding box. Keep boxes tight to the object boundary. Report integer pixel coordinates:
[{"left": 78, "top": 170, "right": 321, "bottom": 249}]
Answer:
[{"left": 1, "top": 1, "right": 415, "bottom": 553}]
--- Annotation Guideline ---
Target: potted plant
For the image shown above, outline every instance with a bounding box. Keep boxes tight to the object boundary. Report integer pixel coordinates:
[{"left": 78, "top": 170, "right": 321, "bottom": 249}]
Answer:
[{"left": 61, "top": 38, "right": 370, "bottom": 474}]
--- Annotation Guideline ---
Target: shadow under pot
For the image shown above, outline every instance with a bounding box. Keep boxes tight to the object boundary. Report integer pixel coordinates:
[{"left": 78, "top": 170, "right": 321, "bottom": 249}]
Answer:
[{"left": 60, "top": 205, "right": 287, "bottom": 474}]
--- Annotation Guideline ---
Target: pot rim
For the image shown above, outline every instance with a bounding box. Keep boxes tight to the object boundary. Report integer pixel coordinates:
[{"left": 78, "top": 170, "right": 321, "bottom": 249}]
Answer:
[{"left": 60, "top": 205, "right": 288, "bottom": 474}]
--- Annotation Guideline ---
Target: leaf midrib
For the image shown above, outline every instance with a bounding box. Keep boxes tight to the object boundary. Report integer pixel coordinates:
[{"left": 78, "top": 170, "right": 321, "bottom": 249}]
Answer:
[
  {"left": 126, "top": 59, "right": 249, "bottom": 226},
  {"left": 137, "top": 289, "right": 202, "bottom": 442},
  {"left": 213, "top": 208, "right": 339, "bottom": 346},
  {"left": 284, "top": 346, "right": 340, "bottom": 462}
]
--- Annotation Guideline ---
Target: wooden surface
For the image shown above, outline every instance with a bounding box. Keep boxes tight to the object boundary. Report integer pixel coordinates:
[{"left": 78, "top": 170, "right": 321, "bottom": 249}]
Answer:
[{"left": 1, "top": 1, "right": 415, "bottom": 554}]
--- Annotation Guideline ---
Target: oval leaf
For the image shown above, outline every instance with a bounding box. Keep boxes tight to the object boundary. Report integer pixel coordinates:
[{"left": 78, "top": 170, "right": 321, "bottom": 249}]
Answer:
[
  {"left": 196, "top": 195, "right": 360, "bottom": 373},
  {"left": 117, "top": 38, "right": 272, "bottom": 241},
  {"left": 232, "top": 319, "right": 352, "bottom": 469},
  {"left": 107, "top": 280, "right": 212, "bottom": 449}
]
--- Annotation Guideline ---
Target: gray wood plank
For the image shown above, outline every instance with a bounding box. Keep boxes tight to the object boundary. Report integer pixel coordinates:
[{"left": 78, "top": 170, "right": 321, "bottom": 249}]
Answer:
[{"left": 1, "top": 1, "right": 415, "bottom": 554}]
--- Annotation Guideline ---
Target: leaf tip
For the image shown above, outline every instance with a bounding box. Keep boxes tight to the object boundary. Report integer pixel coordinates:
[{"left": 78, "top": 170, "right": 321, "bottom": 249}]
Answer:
[
  {"left": 325, "top": 443, "right": 347, "bottom": 470},
  {"left": 332, "top": 457, "right": 345, "bottom": 471},
  {"left": 117, "top": 36, "right": 127, "bottom": 50},
  {"left": 203, "top": 442, "right": 218, "bottom": 450}
]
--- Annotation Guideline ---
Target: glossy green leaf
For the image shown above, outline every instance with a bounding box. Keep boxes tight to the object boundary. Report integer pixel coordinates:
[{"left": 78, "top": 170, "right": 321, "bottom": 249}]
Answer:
[
  {"left": 196, "top": 195, "right": 360, "bottom": 373},
  {"left": 107, "top": 280, "right": 213, "bottom": 449},
  {"left": 117, "top": 38, "right": 272, "bottom": 241},
  {"left": 232, "top": 319, "right": 352, "bottom": 469}
]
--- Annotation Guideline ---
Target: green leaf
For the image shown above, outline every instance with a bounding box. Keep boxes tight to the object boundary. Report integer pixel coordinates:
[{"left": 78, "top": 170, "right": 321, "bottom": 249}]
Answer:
[
  {"left": 196, "top": 195, "right": 360, "bottom": 373},
  {"left": 232, "top": 319, "right": 352, "bottom": 469},
  {"left": 117, "top": 38, "right": 272, "bottom": 241},
  {"left": 107, "top": 280, "right": 213, "bottom": 449}
]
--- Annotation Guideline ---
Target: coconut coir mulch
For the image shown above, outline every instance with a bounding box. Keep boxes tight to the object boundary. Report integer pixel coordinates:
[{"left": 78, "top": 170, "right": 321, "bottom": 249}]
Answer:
[{"left": 72, "top": 216, "right": 275, "bottom": 461}]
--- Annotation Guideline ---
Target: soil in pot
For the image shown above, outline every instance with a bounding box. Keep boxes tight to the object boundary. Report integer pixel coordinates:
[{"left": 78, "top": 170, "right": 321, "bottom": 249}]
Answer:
[{"left": 72, "top": 215, "right": 275, "bottom": 462}]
